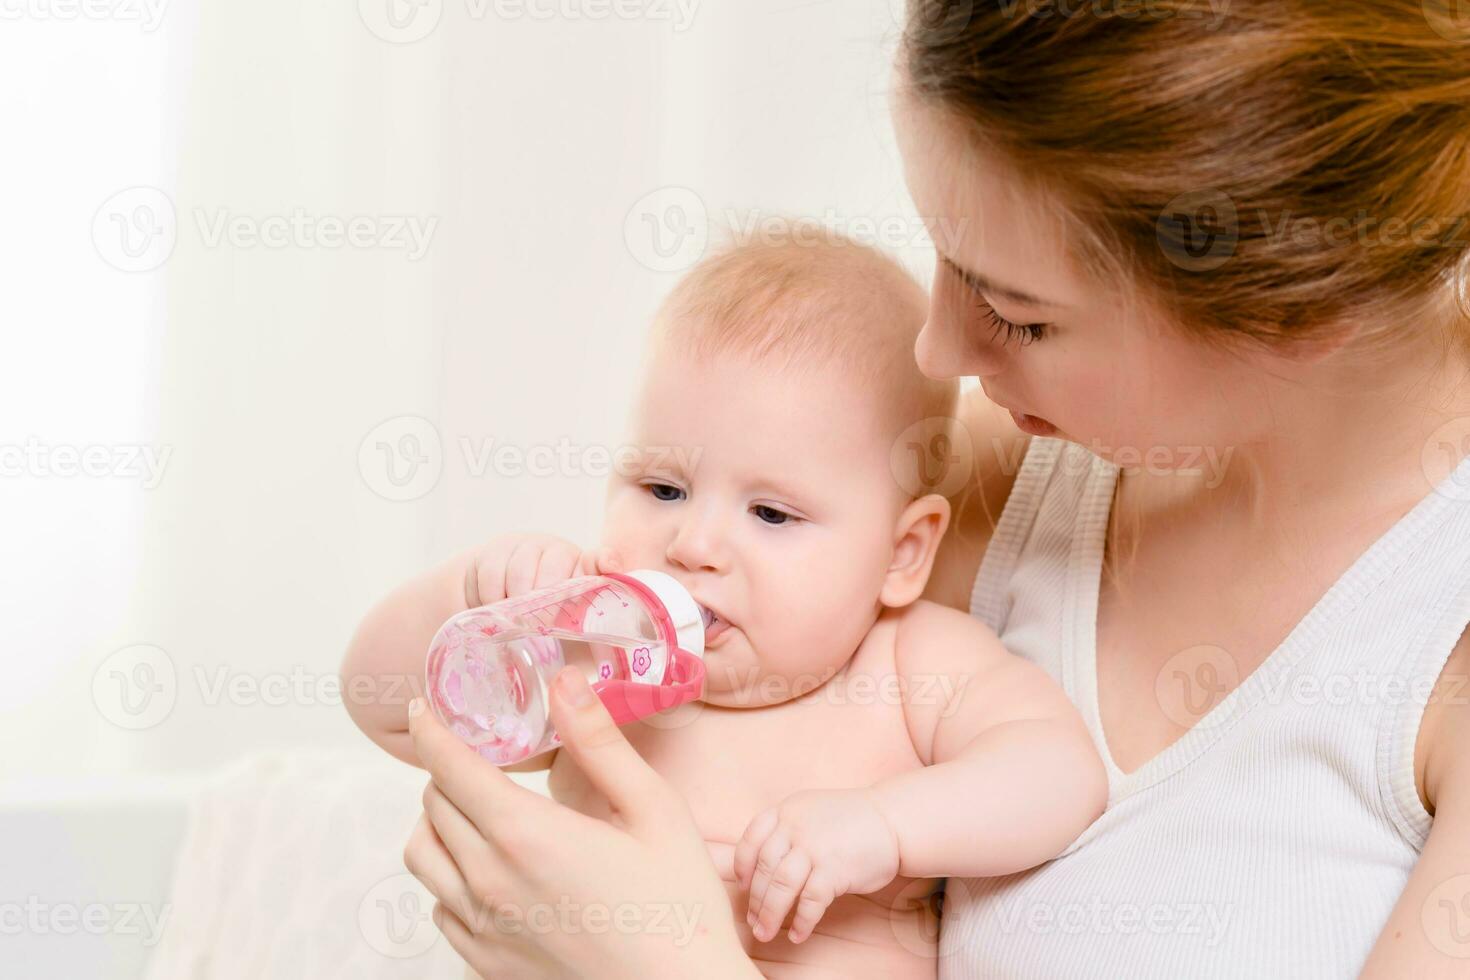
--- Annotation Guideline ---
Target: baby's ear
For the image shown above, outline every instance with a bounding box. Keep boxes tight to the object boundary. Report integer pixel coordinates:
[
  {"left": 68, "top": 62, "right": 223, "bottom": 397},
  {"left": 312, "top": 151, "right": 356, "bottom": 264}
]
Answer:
[{"left": 881, "top": 494, "right": 951, "bottom": 609}]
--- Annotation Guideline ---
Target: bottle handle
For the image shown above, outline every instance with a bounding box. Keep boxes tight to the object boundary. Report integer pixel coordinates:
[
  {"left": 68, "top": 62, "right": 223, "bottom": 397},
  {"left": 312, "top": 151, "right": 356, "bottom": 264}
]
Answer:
[
  {"left": 591, "top": 646, "right": 705, "bottom": 726},
  {"left": 591, "top": 571, "right": 705, "bottom": 725}
]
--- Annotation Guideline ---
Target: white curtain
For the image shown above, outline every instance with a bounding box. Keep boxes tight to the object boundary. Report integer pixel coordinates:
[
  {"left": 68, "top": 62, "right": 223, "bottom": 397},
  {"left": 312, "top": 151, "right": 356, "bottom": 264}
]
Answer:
[
  {"left": 2, "top": 0, "right": 934, "bottom": 781},
  {"left": 4, "top": 3, "right": 964, "bottom": 976}
]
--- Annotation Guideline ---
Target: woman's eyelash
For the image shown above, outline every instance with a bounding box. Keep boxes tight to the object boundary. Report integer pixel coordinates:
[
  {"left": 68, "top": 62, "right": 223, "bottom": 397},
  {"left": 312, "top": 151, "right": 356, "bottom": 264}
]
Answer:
[
  {"left": 979, "top": 304, "right": 1047, "bottom": 347},
  {"left": 643, "top": 483, "right": 799, "bottom": 526},
  {"left": 943, "top": 257, "right": 1049, "bottom": 346}
]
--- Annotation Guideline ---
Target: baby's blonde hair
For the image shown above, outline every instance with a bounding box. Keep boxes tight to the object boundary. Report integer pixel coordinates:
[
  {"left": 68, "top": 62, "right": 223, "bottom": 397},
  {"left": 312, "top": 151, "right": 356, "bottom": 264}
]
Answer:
[{"left": 648, "top": 228, "right": 960, "bottom": 500}]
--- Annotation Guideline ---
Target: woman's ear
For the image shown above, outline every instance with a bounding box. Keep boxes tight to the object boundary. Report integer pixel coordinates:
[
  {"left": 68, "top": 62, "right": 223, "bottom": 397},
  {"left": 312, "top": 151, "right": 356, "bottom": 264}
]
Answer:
[{"left": 880, "top": 493, "right": 952, "bottom": 609}]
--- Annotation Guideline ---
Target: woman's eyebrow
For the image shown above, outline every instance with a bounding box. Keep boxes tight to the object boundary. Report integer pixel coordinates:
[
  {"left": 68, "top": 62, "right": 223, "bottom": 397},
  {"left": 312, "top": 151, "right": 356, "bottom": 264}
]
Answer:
[{"left": 941, "top": 254, "right": 1067, "bottom": 310}]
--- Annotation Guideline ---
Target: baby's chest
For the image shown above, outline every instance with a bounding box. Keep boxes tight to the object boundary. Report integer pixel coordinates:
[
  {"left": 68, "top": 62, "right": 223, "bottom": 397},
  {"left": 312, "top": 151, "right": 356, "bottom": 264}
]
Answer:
[{"left": 549, "top": 692, "right": 921, "bottom": 842}]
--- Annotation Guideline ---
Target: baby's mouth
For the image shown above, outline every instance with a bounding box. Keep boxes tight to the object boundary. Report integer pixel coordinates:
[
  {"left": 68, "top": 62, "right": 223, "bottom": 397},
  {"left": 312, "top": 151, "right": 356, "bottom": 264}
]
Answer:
[{"left": 699, "top": 604, "right": 730, "bottom": 642}]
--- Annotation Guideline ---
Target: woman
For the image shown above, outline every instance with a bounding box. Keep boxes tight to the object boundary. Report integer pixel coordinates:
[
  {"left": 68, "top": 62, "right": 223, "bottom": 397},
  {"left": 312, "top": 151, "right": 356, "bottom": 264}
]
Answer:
[{"left": 403, "top": 2, "right": 1470, "bottom": 975}]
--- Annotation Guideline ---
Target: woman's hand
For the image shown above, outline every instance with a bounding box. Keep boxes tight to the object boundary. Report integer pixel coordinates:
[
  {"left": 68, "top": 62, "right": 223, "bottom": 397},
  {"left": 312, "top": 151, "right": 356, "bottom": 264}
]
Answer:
[{"left": 403, "top": 666, "right": 758, "bottom": 980}]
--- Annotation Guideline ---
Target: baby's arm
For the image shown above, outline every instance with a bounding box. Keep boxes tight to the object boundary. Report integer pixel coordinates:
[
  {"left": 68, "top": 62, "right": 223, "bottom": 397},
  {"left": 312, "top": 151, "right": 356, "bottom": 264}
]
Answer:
[
  {"left": 340, "top": 533, "right": 615, "bottom": 770},
  {"left": 871, "top": 600, "right": 1107, "bottom": 876},
  {"left": 736, "top": 600, "right": 1106, "bottom": 943}
]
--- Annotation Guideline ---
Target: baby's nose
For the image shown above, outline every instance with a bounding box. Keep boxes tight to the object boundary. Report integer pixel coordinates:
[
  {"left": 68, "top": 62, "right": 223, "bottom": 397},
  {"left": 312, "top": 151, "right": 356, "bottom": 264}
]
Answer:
[{"left": 666, "top": 513, "right": 728, "bottom": 573}]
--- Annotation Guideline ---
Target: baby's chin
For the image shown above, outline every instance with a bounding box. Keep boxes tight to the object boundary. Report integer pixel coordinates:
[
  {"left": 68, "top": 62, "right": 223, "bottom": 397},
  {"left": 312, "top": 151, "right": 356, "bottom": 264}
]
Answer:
[{"left": 696, "top": 646, "right": 846, "bottom": 708}]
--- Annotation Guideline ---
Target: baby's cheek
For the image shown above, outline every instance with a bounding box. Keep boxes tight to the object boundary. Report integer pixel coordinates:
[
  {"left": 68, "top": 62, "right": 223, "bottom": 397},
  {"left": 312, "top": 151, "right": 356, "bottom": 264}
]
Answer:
[{"left": 756, "top": 627, "right": 863, "bottom": 702}]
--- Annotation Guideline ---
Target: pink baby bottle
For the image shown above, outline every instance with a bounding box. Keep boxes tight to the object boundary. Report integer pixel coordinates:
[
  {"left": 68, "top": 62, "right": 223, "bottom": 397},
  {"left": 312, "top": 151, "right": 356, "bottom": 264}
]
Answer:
[{"left": 424, "top": 569, "right": 707, "bottom": 766}]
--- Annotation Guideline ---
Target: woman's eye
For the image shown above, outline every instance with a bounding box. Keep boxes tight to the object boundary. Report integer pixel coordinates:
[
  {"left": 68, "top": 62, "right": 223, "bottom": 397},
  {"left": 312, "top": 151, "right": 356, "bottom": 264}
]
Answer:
[
  {"left": 646, "top": 482, "right": 684, "bottom": 502},
  {"left": 942, "top": 256, "right": 1049, "bottom": 347},
  {"left": 979, "top": 304, "right": 1047, "bottom": 347},
  {"left": 752, "top": 504, "right": 795, "bottom": 526}
]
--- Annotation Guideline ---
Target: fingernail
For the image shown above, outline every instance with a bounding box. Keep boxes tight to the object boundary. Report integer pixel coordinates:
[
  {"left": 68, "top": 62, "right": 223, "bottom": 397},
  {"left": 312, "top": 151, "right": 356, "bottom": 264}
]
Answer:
[
  {"left": 558, "top": 668, "right": 595, "bottom": 707},
  {"left": 408, "top": 697, "right": 425, "bottom": 719}
]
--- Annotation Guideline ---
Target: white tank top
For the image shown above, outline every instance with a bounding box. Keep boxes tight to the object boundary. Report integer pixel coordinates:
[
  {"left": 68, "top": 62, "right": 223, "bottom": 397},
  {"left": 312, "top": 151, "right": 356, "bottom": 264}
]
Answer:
[{"left": 939, "top": 436, "right": 1470, "bottom": 979}]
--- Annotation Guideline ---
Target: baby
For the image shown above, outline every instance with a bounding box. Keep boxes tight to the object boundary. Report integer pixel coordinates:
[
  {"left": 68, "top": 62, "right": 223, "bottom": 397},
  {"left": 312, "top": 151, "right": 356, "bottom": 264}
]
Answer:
[{"left": 343, "top": 233, "right": 1107, "bottom": 978}]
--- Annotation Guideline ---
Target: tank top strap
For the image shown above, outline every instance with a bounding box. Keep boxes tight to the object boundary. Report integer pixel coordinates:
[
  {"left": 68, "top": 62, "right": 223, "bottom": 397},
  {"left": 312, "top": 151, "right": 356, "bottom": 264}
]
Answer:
[
  {"left": 970, "top": 436, "right": 1108, "bottom": 634},
  {"left": 1377, "top": 471, "right": 1470, "bottom": 849}
]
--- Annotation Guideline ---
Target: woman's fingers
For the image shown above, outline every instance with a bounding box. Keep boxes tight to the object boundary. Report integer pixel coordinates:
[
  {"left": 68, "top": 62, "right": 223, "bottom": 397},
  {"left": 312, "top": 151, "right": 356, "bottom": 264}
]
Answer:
[
  {"left": 408, "top": 697, "right": 550, "bottom": 843},
  {"left": 421, "top": 780, "right": 492, "bottom": 878},
  {"left": 403, "top": 812, "right": 479, "bottom": 920},
  {"left": 544, "top": 666, "right": 672, "bottom": 829},
  {"left": 432, "top": 900, "right": 493, "bottom": 977}
]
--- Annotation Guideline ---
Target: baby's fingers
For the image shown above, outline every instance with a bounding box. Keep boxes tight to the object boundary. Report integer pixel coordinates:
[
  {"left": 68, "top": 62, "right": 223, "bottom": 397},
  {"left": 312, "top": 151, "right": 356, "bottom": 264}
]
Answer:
[
  {"left": 746, "top": 829, "right": 791, "bottom": 933},
  {"left": 751, "top": 849, "right": 811, "bottom": 944},
  {"left": 788, "top": 872, "right": 837, "bottom": 944},
  {"left": 574, "top": 546, "right": 622, "bottom": 579},
  {"left": 734, "top": 808, "right": 778, "bottom": 890}
]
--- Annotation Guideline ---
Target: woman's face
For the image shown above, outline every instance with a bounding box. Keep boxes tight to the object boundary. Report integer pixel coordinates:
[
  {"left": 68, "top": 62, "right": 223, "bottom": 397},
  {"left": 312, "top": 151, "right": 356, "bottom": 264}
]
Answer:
[{"left": 892, "top": 82, "right": 1289, "bottom": 475}]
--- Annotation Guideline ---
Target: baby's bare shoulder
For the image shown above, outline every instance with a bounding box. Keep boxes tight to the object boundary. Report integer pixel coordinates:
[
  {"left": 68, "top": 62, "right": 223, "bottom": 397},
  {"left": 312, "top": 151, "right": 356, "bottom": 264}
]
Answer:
[
  {"left": 891, "top": 598, "right": 1010, "bottom": 669},
  {"left": 890, "top": 599, "right": 1063, "bottom": 707}
]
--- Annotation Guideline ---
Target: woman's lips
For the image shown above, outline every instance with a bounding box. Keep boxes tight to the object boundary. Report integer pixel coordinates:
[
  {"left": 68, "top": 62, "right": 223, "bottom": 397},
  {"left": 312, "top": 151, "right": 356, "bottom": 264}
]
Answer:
[{"left": 1008, "top": 409, "right": 1058, "bottom": 437}]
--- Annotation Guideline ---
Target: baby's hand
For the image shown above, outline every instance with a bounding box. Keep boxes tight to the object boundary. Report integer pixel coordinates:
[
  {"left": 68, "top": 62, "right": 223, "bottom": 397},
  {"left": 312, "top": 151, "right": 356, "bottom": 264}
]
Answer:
[
  {"left": 464, "top": 534, "right": 621, "bottom": 607},
  {"left": 733, "top": 788, "right": 901, "bottom": 944}
]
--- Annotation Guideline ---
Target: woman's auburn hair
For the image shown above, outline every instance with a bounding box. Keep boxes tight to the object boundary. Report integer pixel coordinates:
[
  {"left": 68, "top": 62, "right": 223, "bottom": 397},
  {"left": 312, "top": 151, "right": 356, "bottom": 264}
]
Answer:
[{"left": 901, "top": 0, "right": 1470, "bottom": 353}]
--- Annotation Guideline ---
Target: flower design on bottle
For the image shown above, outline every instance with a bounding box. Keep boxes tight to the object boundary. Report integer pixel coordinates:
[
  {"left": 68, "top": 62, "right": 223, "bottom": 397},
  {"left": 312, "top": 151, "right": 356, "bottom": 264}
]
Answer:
[
  {"left": 631, "top": 646, "right": 652, "bottom": 677},
  {"left": 525, "top": 632, "right": 560, "bottom": 665},
  {"left": 598, "top": 661, "right": 613, "bottom": 680}
]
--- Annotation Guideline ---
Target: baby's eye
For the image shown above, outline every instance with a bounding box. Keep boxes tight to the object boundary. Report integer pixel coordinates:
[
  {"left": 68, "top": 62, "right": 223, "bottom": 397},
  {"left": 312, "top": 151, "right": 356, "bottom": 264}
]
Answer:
[
  {"left": 752, "top": 504, "right": 796, "bottom": 526},
  {"left": 645, "top": 482, "right": 685, "bottom": 502}
]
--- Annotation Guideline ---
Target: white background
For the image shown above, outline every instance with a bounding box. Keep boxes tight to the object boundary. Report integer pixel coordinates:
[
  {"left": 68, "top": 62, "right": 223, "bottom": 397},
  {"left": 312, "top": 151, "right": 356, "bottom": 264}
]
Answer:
[{"left": 0, "top": 0, "right": 954, "bottom": 789}]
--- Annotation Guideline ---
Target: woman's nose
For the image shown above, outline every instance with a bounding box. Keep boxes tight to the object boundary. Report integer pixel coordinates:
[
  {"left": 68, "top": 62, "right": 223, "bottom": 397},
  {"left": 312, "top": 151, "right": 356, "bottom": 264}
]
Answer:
[
  {"left": 915, "top": 316, "right": 1005, "bottom": 380},
  {"left": 665, "top": 508, "right": 728, "bottom": 573}
]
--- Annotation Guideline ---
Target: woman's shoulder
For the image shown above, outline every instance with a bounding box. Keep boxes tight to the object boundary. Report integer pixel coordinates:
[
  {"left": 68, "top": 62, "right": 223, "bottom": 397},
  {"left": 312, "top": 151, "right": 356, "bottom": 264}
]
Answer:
[{"left": 919, "top": 385, "right": 1030, "bottom": 612}]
